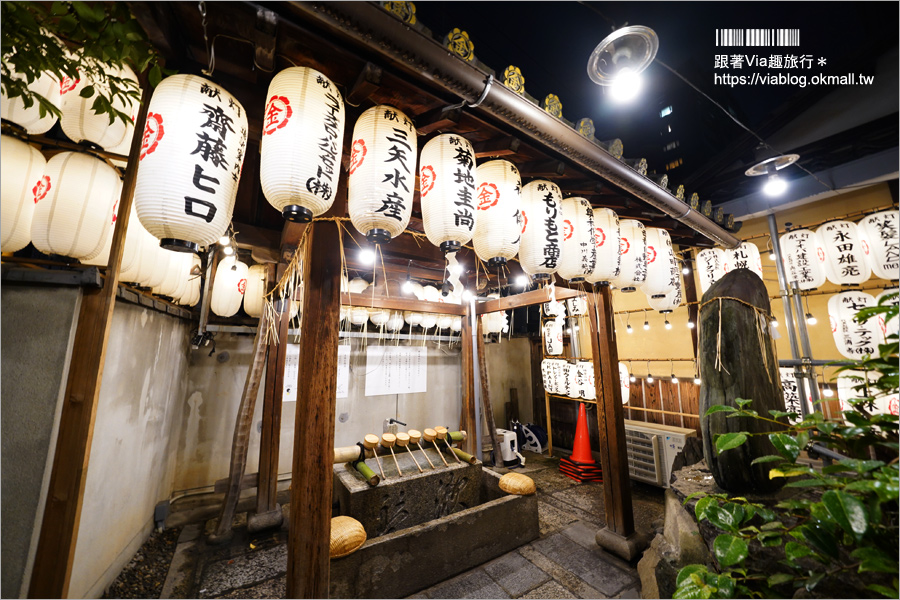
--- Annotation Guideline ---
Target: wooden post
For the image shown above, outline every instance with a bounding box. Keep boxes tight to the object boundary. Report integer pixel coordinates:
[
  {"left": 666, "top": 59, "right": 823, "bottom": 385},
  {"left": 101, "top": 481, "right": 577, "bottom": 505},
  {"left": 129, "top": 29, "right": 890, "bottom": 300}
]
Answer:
[
  {"left": 287, "top": 222, "right": 342, "bottom": 599},
  {"left": 28, "top": 87, "right": 150, "bottom": 599},
  {"left": 585, "top": 284, "right": 637, "bottom": 546},
  {"left": 459, "top": 301, "right": 476, "bottom": 455},
  {"left": 475, "top": 318, "right": 502, "bottom": 465}
]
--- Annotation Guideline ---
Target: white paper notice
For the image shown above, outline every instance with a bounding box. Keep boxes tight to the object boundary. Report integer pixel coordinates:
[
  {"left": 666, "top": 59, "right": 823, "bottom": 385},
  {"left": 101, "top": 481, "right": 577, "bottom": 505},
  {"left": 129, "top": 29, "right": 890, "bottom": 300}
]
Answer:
[
  {"left": 336, "top": 344, "right": 351, "bottom": 399},
  {"left": 364, "top": 345, "right": 427, "bottom": 397},
  {"left": 283, "top": 343, "right": 300, "bottom": 403}
]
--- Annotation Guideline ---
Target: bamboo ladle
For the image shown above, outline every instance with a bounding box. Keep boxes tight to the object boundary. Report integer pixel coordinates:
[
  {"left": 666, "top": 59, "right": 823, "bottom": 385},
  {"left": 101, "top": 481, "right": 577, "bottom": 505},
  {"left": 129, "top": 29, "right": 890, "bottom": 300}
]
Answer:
[
  {"left": 363, "top": 434, "right": 386, "bottom": 479},
  {"left": 408, "top": 429, "right": 435, "bottom": 469},
  {"left": 423, "top": 428, "right": 449, "bottom": 467},
  {"left": 395, "top": 432, "right": 423, "bottom": 473}
]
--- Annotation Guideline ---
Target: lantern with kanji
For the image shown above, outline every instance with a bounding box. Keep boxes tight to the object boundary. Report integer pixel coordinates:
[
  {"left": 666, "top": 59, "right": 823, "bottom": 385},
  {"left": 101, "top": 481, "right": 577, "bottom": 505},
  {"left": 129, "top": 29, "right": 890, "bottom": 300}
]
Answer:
[
  {"left": 648, "top": 272, "right": 683, "bottom": 313},
  {"left": 816, "top": 221, "right": 870, "bottom": 285},
  {"left": 876, "top": 287, "right": 899, "bottom": 341},
  {"left": 779, "top": 229, "right": 826, "bottom": 290},
  {"left": 543, "top": 318, "right": 563, "bottom": 355},
  {"left": 778, "top": 367, "right": 810, "bottom": 424},
  {"left": 134, "top": 75, "right": 248, "bottom": 253},
  {"left": 556, "top": 197, "right": 595, "bottom": 282},
  {"left": 473, "top": 159, "right": 522, "bottom": 266},
  {"left": 31, "top": 152, "right": 121, "bottom": 260},
  {"left": 259, "top": 67, "right": 345, "bottom": 222},
  {"left": 858, "top": 210, "right": 899, "bottom": 281},
  {"left": 419, "top": 133, "right": 477, "bottom": 253},
  {"left": 60, "top": 63, "right": 139, "bottom": 150},
  {"left": 585, "top": 207, "right": 620, "bottom": 284},
  {"left": 347, "top": 105, "right": 417, "bottom": 243},
  {"left": 619, "top": 362, "right": 631, "bottom": 404},
  {"left": 210, "top": 256, "right": 249, "bottom": 317},
  {"left": 695, "top": 247, "right": 726, "bottom": 294},
  {"left": 723, "top": 241, "right": 764, "bottom": 280},
  {"left": 243, "top": 264, "right": 268, "bottom": 318},
  {"left": 1, "top": 135, "right": 45, "bottom": 253},
  {"left": 640, "top": 227, "right": 677, "bottom": 299},
  {"left": 837, "top": 370, "right": 899, "bottom": 418},
  {"left": 517, "top": 180, "right": 563, "bottom": 280},
  {"left": 827, "top": 291, "right": 880, "bottom": 360},
  {"left": 611, "top": 219, "right": 647, "bottom": 292},
  {"left": 1, "top": 68, "right": 60, "bottom": 134}
]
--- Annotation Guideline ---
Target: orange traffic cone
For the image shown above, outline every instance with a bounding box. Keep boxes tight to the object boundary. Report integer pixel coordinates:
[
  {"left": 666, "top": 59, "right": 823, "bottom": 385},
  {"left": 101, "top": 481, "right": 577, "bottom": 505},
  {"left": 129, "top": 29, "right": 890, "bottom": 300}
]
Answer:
[{"left": 569, "top": 402, "right": 595, "bottom": 464}]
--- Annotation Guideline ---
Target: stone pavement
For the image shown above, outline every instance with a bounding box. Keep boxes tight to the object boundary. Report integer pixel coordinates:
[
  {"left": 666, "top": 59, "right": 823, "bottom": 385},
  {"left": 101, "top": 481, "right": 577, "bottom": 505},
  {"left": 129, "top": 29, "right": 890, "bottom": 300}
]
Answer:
[{"left": 162, "top": 452, "right": 664, "bottom": 599}]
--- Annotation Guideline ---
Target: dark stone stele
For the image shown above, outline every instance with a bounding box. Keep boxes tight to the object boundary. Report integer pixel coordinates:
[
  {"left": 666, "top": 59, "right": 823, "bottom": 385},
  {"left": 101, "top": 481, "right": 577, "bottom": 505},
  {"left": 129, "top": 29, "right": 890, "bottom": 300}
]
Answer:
[{"left": 698, "top": 268, "right": 787, "bottom": 493}]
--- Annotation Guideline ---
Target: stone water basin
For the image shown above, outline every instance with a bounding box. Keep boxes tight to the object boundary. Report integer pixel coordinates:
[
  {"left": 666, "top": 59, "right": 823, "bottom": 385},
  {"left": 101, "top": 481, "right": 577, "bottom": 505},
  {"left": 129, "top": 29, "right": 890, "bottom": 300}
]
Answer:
[{"left": 330, "top": 447, "right": 539, "bottom": 598}]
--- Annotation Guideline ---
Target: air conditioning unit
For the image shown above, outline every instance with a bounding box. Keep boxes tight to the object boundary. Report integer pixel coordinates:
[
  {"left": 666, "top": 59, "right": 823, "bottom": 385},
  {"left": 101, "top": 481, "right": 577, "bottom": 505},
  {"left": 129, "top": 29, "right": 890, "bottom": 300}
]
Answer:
[{"left": 623, "top": 419, "right": 697, "bottom": 487}]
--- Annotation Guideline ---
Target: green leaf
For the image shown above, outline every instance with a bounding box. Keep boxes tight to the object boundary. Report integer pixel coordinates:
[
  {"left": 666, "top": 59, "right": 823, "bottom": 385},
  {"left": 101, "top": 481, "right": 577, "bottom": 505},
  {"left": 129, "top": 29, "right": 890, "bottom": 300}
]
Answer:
[
  {"left": 713, "top": 534, "right": 748, "bottom": 567},
  {"left": 760, "top": 521, "right": 785, "bottom": 531},
  {"left": 799, "top": 523, "right": 838, "bottom": 559},
  {"left": 751, "top": 455, "right": 783, "bottom": 465},
  {"left": 706, "top": 505, "right": 740, "bottom": 533},
  {"left": 735, "top": 398, "right": 753, "bottom": 408},
  {"left": 705, "top": 404, "right": 737, "bottom": 416},
  {"left": 805, "top": 571, "right": 826, "bottom": 592},
  {"left": 768, "top": 409, "right": 795, "bottom": 419},
  {"left": 78, "top": 84, "right": 94, "bottom": 98},
  {"left": 758, "top": 532, "right": 782, "bottom": 547},
  {"left": 768, "top": 433, "right": 800, "bottom": 462},
  {"left": 676, "top": 565, "right": 708, "bottom": 588},
  {"left": 784, "top": 478, "right": 832, "bottom": 488},
  {"left": 767, "top": 573, "right": 794, "bottom": 586},
  {"left": 715, "top": 432, "right": 748, "bottom": 454},
  {"left": 866, "top": 584, "right": 900, "bottom": 598},
  {"left": 51, "top": 1, "right": 69, "bottom": 16},
  {"left": 695, "top": 496, "right": 718, "bottom": 522},
  {"left": 851, "top": 547, "right": 899, "bottom": 573},
  {"left": 822, "top": 490, "right": 868, "bottom": 541},
  {"left": 149, "top": 63, "right": 162, "bottom": 88},
  {"left": 784, "top": 541, "right": 812, "bottom": 561}
]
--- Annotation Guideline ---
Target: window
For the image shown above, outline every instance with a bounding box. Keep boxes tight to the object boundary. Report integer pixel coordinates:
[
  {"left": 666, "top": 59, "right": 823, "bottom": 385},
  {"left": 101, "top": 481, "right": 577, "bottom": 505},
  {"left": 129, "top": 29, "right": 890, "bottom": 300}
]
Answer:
[
  {"left": 659, "top": 105, "right": 673, "bottom": 118},
  {"left": 667, "top": 124, "right": 672, "bottom": 133},
  {"left": 663, "top": 141, "right": 680, "bottom": 152},
  {"left": 665, "top": 158, "right": 683, "bottom": 171}
]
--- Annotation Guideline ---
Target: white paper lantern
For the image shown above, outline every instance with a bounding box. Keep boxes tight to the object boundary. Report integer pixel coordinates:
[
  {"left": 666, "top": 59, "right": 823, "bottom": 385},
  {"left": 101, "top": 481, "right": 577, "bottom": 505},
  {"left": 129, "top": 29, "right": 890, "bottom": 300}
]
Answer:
[
  {"left": 876, "top": 288, "right": 899, "bottom": 341},
  {"left": 543, "top": 318, "right": 563, "bottom": 355},
  {"left": 473, "top": 159, "right": 522, "bottom": 266},
  {"left": 816, "top": 221, "right": 870, "bottom": 285},
  {"left": 242, "top": 264, "right": 268, "bottom": 318},
  {"left": 404, "top": 311, "right": 423, "bottom": 328},
  {"left": 421, "top": 313, "right": 438, "bottom": 329},
  {"left": 780, "top": 229, "right": 826, "bottom": 290},
  {"left": 585, "top": 208, "right": 621, "bottom": 284},
  {"left": 436, "top": 314, "right": 453, "bottom": 330},
  {"left": 566, "top": 297, "right": 587, "bottom": 316},
  {"left": 695, "top": 248, "right": 726, "bottom": 295},
  {"left": 348, "top": 277, "right": 370, "bottom": 294},
  {"left": 543, "top": 299, "right": 565, "bottom": 317},
  {"left": 611, "top": 219, "right": 647, "bottom": 292},
  {"left": 641, "top": 228, "right": 678, "bottom": 299},
  {"left": 82, "top": 204, "right": 144, "bottom": 277},
  {"left": 858, "top": 210, "right": 899, "bottom": 281},
  {"left": 450, "top": 316, "right": 463, "bottom": 332},
  {"left": 350, "top": 307, "right": 369, "bottom": 326},
  {"left": 1, "top": 135, "right": 45, "bottom": 252},
  {"left": 369, "top": 308, "right": 391, "bottom": 327},
  {"left": 134, "top": 74, "right": 248, "bottom": 253},
  {"left": 386, "top": 311, "right": 405, "bottom": 332},
  {"left": 648, "top": 273, "right": 683, "bottom": 313},
  {"left": 120, "top": 214, "right": 157, "bottom": 284},
  {"left": 837, "top": 370, "right": 899, "bottom": 418},
  {"left": 577, "top": 361, "right": 596, "bottom": 400},
  {"left": 31, "top": 152, "right": 121, "bottom": 260},
  {"left": 518, "top": 180, "right": 563, "bottom": 280},
  {"left": 154, "top": 250, "right": 192, "bottom": 298},
  {"left": 61, "top": 63, "right": 138, "bottom": 150},
  {"left": 210, "top": 257, "right": 248, "bottom": 317},
  {"left": 556, "top": 196, "right": 595, "bottom": 282},
  {"left": 1, "top": 69, "right": 60, "bottom": 134},
  {"left": 723, "top": 242, "right": 764, "bottom": 281},
  {"left": 170, "top": 253, "right": 199, "bottom": 301},
  {"left": 561, "top": 362, "right": 579, "bottom": 398},
  {"left": 347, "top": 105, "right": 417, "bottom": 243},
  {"left": 828, "top": 291, "right": 881, "bottom": 359},
  {"left": 259, "top": 67, "right": 345, "bottom": 222},
  {"left": 178, "top": 269, "right": 202, "bottom": 307},
  {"left": 419, "top": 133, "right": 477, "bottom": 252}
]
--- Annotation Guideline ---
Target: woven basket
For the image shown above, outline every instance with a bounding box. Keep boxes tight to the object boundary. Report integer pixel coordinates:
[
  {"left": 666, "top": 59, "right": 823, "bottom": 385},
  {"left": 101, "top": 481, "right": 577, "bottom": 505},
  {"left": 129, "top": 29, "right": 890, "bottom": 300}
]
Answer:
[
  {"left": 498, "top": 472, "right": 537, "bottom": 496},
  {"left": 330, "top": 516, "right": 367, "bottom": 559}
]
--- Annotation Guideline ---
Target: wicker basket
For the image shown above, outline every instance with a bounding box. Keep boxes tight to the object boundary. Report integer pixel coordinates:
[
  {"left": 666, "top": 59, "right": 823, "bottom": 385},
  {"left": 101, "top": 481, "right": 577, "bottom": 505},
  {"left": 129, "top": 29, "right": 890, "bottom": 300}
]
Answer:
[
  {"left": 498, "top": 472, "right": 537, "bottom": 496},
  {"left": 330, "top": 516, "right": 367, "bottom": 558}
]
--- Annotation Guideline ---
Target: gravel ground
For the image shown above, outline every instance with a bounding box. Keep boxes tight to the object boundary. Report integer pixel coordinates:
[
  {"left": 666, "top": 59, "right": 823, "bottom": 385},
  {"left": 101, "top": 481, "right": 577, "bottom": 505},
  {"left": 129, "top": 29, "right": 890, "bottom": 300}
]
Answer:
[{"left": 102, "top": 527, "right": 181, "bottom": 599}]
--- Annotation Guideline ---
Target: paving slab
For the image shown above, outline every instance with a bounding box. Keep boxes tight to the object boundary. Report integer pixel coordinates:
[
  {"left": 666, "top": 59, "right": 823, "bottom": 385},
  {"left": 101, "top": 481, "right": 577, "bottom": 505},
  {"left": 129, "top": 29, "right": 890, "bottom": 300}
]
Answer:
[
  {"left": 528, "top": 467, "right": 581, "bottom": 494},
  {"left": 483, "top": 551, "right": 551, "bottom": 597},
  {"left": 617, "top": 585, "right": 642, "bottom": 599},
  {"left": 538, "top": 500, "right": 578, "bottom": 536},
  {"left": 520, "top": 580, "right": 580, "bottom": 599},
  {"left": 427, "top": 569, "right": 511, "bottom": 599},
  {"left": 530, "top": 532, "right": 636, "bottom": 597},
  {"left": 198, "top": 545, "right": 286, "bottom": 598},
  {"left": 518, "top": 544, "right": 606, "bottom": 599},
  {"left": 560, "top": 521, "right": 636, "bottom": 574},
  {"left": 552, "top": 485, "right": 607, "bottom": 516},
  {"left": 211, "top": 576, "right": 285, "bottom": 598}
]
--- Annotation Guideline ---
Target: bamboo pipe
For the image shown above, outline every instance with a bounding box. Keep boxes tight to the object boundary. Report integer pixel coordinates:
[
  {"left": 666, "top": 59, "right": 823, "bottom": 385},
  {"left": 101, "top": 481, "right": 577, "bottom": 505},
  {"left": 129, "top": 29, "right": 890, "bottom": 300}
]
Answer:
[
  {"left": 363, "top": 434, "right": 385, "bottom": 479},
  {"left": 381, "top": 433, "right": 403, "bottom": 476},
  {"left": 408, "top": 429, "right": 435, "bottom": 469},
  {"left": 353, "top": 461, "right": 379, "bottom": 486},
  {"left": 334, "top": 443, "right": 373, "bottom": 464},
  {"left": 423, "top": 428, "right": 449, "bottom": 467},
  {"left": 395, "top": 432, "right": 423, "bottom": 473},
  {"left": 435, "top": 426, "right": 461, "bottom": 463}
]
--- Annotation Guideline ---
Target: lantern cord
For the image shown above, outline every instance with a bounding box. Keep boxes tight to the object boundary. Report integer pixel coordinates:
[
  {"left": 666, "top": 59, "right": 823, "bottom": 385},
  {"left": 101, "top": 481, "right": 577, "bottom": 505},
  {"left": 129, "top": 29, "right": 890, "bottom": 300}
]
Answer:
[
  {"left": 443, "top": 74, "right": 494, "bottom": 113},
  {"left": 198, "top": 2, "right": 215, "bottom": 76}
]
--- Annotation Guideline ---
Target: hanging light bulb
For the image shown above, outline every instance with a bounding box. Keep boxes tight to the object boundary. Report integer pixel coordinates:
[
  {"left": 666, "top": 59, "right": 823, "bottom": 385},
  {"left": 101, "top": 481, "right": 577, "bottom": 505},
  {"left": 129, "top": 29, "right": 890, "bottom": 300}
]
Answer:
[
  {"left": 462, "top": 289, "right": 473, "bottom": 302},
  {"left": 770, "top": 318, "right": 779, "bottom": 328},
  {"left": 360, "top": 248, "right": 376, "bottom": 264},
  {"left": 686, "top": 320, "right": 695, "bottom": 329},
  {"left": 222, "top": 245, "right": 234, "bottom": 256},
  {"left": 516, "top": 275, "right": 529, "bottom": 288},
  {"left": 609, "top": 67, "right": 642, "bottom": 103},
  {"left": 402, "top": 278, "right": 414, "bottom": 294},
  {"left": 218, "top": 234, "right": 231, "bottom": 246},
  {"left": 643, "top": 310, "right": 650, "bottom": 330},
  {"left": 822, "top": 385, "right": 834, "bottom": 398},
  {"left": 629, "top": 374, "right": 636, "bottom": 383},
  {"left": 763, "top": 173, "right": 787, "bottom": 196},
  {"left": 664, "top": 318, "right": 672, "bottom": 330},
  {"left": 694, "top": 375, "right": 702, "bottom": 385},
  {"left": 647, "top": 373, "right": 654, "bottom": 384},
  {"left": 806, "top": 313, "right": 817, "bottom": 326},
  {"left": 626, "top": 323, "right": 633, "bottom": 334},
  {"left": 681, "top": 261, "right": 690, "bottom": 276},
  {"left": 671, "top": 374, "right": 679, "bottom": 384}
]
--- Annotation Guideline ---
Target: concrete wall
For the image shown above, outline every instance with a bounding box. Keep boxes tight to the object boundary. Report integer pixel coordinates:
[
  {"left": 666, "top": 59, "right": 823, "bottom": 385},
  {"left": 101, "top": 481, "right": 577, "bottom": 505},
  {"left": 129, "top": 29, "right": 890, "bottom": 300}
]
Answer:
[
  {"left": 1, "top": 285, "right": 81, "bottom": 599},
  {"left": 69, "top": 301, "right": 191, "bottom": 598},
  {"left": 483, "top": 336, "right": 534, "bottom": 430}
]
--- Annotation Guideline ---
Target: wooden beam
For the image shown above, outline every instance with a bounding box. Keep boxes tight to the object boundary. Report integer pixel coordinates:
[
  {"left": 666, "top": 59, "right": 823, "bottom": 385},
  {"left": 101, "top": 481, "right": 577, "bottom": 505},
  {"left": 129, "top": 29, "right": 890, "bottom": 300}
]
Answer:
[
  {"left": 346, "top": 62, "right": 382, "bottom": 106},
  {"left": 585, "top": 284, "right": 635, "bottom": 537},
  {"left": 287, "top": 221, "right": 342, "bottom": 599},
  {"left": 28, "top": 85, "right": 150, "bottom": 599},
  {"left": 340, "top": 292, "right": 466, "bottom": 315},
  {"left": 472, "top": 136, "right": 520, "bottom": 158},
  {"left": 415, "top": 106, "right": 461, "bottom": 136},
  {"left": 519, "top": 159, "right": 565, "bottom": 179},
  {"left": 475, "top": 286, "right": 581, "bottom": 315},
  {"left": 460, "top": 303, "right": 476, "bottom": 455}
]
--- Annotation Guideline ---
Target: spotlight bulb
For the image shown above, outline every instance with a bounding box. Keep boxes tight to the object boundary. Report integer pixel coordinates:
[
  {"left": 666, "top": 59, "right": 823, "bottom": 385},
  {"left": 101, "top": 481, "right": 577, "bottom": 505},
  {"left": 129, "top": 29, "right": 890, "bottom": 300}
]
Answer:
[
  {"left": 629, "top": 375, "right": 636, "bottom": 383},
  {"left": 763, "top": 173, "right": 787, "bottom": 196},
  {"left": 566, "top": 328, "right": 572, "bottom": 334},
  {"left": 671, "top": 375, "right": 679, "bottom": 384},
  {"left": 643, "top": 321, "right": 650, "bottom": 330},
  {"left": 647, "top": 375, "right": 654, "bottom": 384},
  {"left": 823, "top": 386, "right": 834, "bottom": 398},
  {"left": 462, "top": 289, "right": 473, "bottom": 302},
  {"left": 806, "top": 313, "right": 817, "bottom": 326},
  {"left": 682, "top": 266, "right": 690, "bottom": 275},
  {"left": 218, "top": 235, "right": 231, "bottom": 246},
  {"left": 516, "top": 275, "right": 528, "bottom": 287},
  {"left": 610, "top": 67, "right": 642, "bottom": 103},
  {"left": 687, "top": 320, "right": 695, "bottom": 329},
  {"left": 402, "top": 279, "right": 413, "bottom": 294},
  {"left": 222, "top": 245, "right": 234, "bottom": 256},
  {"left": 360, "top": 249, "right": 376, "bottom": 265},
  {"left": 664, "top": 319, "right": 672, "bottom": 330},
  {"left": 448, "top": 263, "right": 463, "bottom": 276},
  {"left": 693, "top": 377, "right": 702, "bottom": 385},
  {"left": 769, "top": 252, "right": 776, "bottom": 261},
  {"left": 770, "top": 319, "right": 779, "bottom": 328},
  {"left": 626, "top": 324, "right": 633, "bottom": 334}
]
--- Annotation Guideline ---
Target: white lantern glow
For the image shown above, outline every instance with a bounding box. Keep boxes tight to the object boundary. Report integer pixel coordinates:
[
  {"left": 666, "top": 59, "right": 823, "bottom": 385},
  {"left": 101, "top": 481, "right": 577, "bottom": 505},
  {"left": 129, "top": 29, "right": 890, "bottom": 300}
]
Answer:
[
  {"left": 566, "top": 297, "right": 587, "bottom": 316},
  {"left": 780, "top": 229, "right": 826, "bottom": 290},
  {"left": 436, "top": 314, "right": 453, "bottom": 330},
  {"left": 210, "top": 257, "right": 248, "bottom": 317},
  {"left": 876, "top": 288, "right": 899, "bottom": 341},
  {"left": 31, "top": 152, "right": 121, "bottom": 260},
  {"left": 386, "top": 311, "right": 405, "bottom": 332},
  {"left": 518, "top": 180, "right": 563, "bottom": 280},
  {"left": 580, "top": 361, "right": 597, "bottom": 400},
  {"left": 348, "top": 277, "right": 369, "bottom": 294},
  {"left": 350, "top": 307, "right": 369, "bottom": 326},
  {"left": 243, "top": 264, "right": 268, "bottom": 318},
  {"left": 347, "top": 105, "right": 416, "bottom": 243},
  {"left": 641, "top": 227, "right": 677, "bottom": 299},
  {"left": 543, "top": 318, "right": 563, "bottom": 355},
  {"left": 723, "top": 241, "right": 764, "bottom": 280},
  {"left": 648, "top": 273, "right": 683, "bottom": 313},
  {"left": 369, "top": 308, "right": 391, "bottom": 327},
  {"left": 61, "top": 63, "right": 138, "bottom": 150},
  {"left": 585, "top": 207, "right": 621, "bottom": 284},
  {"left": 556, "top": 196, "right": 595, "bottom": 282},
  {"left": 816, "top": 221, "right": 870, "bottom": 285},
  {"left": 154, "top": 250, "right": 192, "bottom": 298},
  {"left": 179, "top": 269, "right": 202, "bottom": 307},
  {"left": 134, "top": 74, "right": 248, "bottom": 253},
  {"left": 619, "top": 362, "right": 631, "bottom": 404},
  {"left": 450, "top": 316, "right": 463, "bottom": 332},
  {"left": 259, "top": 67, "right": 345, "bottom": 222},
  {"left": 858, "top": 210, "right": 899, "bottom": 281},
  {"left": 472, "top": 160, "right": 522, "bottom": 266},
  {"left": 837, "top": 370, "right": 899, "bottom": 418},
  {"left": 421, "top": 313, "right": 438, "bottom": 329},
  {"left": 1, "top": 135, "right": 45, "bottom": 252},
  {"left": 695, "top": 248, "right": 726, "bottom": 295},
  {"left": 828, "top": 291, "right": 881, "bottom": 359},
  {"left": 82, "top": 204, "right": 144, "bottom": 277},
  {"left": 404, "top": 311, "right": 423, "bottom": 328},
  {"left": 611, "top": 219, "right": 647, "bottom": 292},
  {"left": 419, "top": 133, "right": 477, "bottom": 252},
  {"left": 1, "top": 69, "right": 60, "bottom": 134}
]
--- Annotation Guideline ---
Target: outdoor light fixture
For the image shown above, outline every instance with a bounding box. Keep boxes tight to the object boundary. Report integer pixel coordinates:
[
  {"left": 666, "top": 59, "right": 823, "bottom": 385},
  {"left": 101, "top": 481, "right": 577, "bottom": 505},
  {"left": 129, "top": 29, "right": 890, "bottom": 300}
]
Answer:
[
  {"left": 687, "top": 320, "right": 695, "bottom": 329},
  {"left": 671, "top": 374, "right": 679, "bottom": 384},
  {"left": 462, "top": 289, "right": 473, "bottom": 302},
  {"left": 664, "top": 318, "right": 672, "bottom": 330},
  {"left": 448, "top": 262, "right": 464, "bottom": 276},
  {"left": 823, "top": 384, "right": 834, "bottom": 398},
  {"left": 744, "top": 154, "right": 799, "bottom": 199},
  {"left": 646, "top": 361, "right": 653, "bottom": 384},
  {"left": 643, "top": 310, "right": 650, "bottom": 330},
  {"left": 218, "top": 234, "right": 231, "bottom": 246},
  {"left": 626, "top": 323, "right": 633, "bottom": 334},
  {"left": 402, "top": 279, "right": 414, "bottom": 294},
  {"left": 693, "top": 360, "right": 702, "bottom": 385},
  {"left": 670, "top": 360, "right": 678, "bottom": 384},
  {"left": 763, "top": 173, "right": 788, "bottom": 197},
  {"left": 682, "top": 262, "right": 691, "bottom": 276},
  {"left": 806, "top": 313, "right": 817, "bottom": 326},
  {"left": 587, "top": 25, "right": 659, "bottom": 104},
  {"left": 626, "top": 313, "right": 633, "bottom": 334},
  {"left": 359, "top": 248, "right": 376, "bottom": 264},
  {"left": 771, "top": 318, "right": 779, "bottom": 327},
  {"left": 694, "top": 375, "right": 702, "bottom": 385},
  {"left": 516, "top": 275, "right": 529, "bottom": 288}
]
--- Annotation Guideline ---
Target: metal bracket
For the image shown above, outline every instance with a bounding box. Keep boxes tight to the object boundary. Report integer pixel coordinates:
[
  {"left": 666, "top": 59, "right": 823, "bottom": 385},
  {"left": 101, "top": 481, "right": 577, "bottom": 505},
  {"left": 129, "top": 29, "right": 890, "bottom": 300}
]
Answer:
[{"left": 443, "top": 74, "right": 494, "bottom": 112}]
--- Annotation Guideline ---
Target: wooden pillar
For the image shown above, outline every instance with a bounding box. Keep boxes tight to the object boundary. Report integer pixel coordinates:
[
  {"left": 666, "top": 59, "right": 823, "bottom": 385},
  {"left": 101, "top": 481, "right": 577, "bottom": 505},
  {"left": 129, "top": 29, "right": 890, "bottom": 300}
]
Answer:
[
  {"left": 476, "top": 318, "right": 501, "bottom": 464},
  {"left": 460, "top": 301, "right": 476, "bottom": 455},
  {"left": 585, "top": 284, "right": 635, "bottom": 538},
  {"left": 28, "top": 88, "right": 150, "bottom": 599},
  {"left": 287, "top": 221, "right": 342, "bottom": 599}
]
